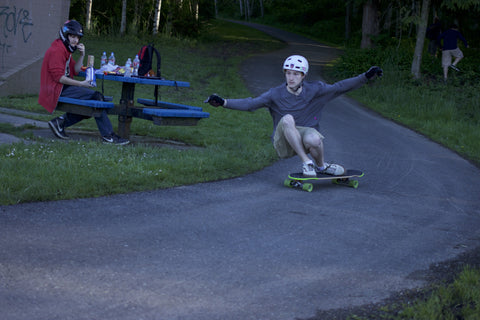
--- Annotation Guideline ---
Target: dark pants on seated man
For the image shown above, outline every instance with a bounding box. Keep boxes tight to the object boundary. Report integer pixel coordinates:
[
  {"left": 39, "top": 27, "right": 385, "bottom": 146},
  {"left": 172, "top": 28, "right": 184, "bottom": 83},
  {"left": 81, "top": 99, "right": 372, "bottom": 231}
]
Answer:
[
  {"left": 49, "top": 86, "right": 129, "bottom": 145},
  {"left": 60, "top": 85, "right": 112, "bottom": 137}
]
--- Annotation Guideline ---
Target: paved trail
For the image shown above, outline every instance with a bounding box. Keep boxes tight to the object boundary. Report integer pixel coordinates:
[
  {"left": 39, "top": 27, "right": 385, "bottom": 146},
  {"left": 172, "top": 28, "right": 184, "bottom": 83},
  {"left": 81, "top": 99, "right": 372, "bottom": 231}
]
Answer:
[{"left": 1, "top": 22, "right": 479, "bottom": 320}]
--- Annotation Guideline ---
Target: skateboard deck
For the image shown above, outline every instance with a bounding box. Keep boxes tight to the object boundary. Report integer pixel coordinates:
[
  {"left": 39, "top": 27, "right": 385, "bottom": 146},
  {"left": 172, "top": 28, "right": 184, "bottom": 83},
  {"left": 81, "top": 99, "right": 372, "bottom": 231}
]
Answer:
[{"left": 285, "top": 169, "right": 364, "bottom": 192}]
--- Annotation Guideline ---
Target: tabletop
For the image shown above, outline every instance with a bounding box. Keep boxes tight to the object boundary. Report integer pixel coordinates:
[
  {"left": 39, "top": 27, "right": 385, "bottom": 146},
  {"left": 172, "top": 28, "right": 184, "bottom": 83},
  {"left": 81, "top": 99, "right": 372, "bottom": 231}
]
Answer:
[
  {"left": 95, "top": 73, "right": 190, "bottom": 87},
  {"left": 79, "top": 71, "right": 190, "bottom": 88}
]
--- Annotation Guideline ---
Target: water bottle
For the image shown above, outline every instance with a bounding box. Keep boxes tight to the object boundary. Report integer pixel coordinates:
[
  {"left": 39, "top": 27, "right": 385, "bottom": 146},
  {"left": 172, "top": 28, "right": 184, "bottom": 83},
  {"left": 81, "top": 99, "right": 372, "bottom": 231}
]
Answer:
[
  {"left": 108, "top": 52, "right": 115, "bottom": 65},
  {"left": 86, "top": 55, "right": 97, "bottom": 87},
  {"left": 100, "top": 52, "right": 107, "bottom": 67},
  {"left": 132, "top": 54, "right": 140, "bottom": 76},
  {"left": 124, "top": 58, "right": 132, "bottom": 77}
]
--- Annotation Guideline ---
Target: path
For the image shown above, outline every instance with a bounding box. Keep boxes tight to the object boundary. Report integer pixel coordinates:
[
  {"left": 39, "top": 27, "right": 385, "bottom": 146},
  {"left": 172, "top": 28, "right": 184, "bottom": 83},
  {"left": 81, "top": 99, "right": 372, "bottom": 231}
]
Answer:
[{"left": 1, "top": 22, "right": 479, "bottom": 320}]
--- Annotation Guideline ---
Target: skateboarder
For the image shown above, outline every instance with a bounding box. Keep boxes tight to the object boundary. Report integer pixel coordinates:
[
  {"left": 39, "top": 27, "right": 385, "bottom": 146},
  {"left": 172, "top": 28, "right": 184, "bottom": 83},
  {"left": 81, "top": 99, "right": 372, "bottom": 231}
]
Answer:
[{"left": 205, "top": 55, "right": 382, "bottom": 177}]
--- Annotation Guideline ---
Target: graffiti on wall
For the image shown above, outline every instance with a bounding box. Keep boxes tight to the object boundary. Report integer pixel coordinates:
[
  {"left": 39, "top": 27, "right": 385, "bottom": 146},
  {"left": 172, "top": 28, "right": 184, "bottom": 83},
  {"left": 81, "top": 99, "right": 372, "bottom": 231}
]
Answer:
[{"left": 0, "top": 5, "right": 34, "bottom": 72}]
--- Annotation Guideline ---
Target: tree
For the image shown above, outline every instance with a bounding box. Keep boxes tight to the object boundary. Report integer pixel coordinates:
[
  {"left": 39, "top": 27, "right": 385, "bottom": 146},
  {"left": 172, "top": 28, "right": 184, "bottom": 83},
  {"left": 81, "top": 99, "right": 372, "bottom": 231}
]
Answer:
[
  {"left": 239, "top": 0, "right": 244, "bottom": 18},
  {"left": 245, "top": 0, "right": 251, "bottom": 20},
  {"left": 85, "top": 0, "right": 93, "bottom": 31},
  {"left": 361, "top": 0, "right": 380, "bottom": 49},
  {"left": 411, "top": 0, "right": 430, "bottom": 79},
  {"left": 345, "top": 0, "right": 352, "bottom": 40},
  {"left": 153, "top": 0, "right": 162, "bottom": 35},
  {"left": 120, "top": 0, "right": 127, "bottom": 36}
]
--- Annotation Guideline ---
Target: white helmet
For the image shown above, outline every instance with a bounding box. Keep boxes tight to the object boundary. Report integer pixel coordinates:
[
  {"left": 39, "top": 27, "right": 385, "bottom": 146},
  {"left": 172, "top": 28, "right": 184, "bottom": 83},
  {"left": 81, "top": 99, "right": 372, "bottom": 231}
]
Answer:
[{"left": 283, "top": 55, "right": 309, "bottom": 74}]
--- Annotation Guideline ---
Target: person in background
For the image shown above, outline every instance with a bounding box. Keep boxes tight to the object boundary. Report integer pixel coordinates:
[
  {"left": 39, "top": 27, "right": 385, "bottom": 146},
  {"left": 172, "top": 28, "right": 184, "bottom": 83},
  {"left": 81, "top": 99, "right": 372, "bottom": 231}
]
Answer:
[
  {"left": 38, "top": 20, "right": 129, "bottom": 145},
  {"left": 205, "top": 55, "right": 382, "bottom": 177},
  {"left": 438, "top": 23, "right": 468, "bottom": 82}
]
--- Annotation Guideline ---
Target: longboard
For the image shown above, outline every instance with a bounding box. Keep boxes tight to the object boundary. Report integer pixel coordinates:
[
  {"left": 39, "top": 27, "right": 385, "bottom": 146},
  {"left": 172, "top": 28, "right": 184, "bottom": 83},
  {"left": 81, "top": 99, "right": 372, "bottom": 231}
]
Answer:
[{"left": 285, "top": 169, "right": 364, "bottom": 192}]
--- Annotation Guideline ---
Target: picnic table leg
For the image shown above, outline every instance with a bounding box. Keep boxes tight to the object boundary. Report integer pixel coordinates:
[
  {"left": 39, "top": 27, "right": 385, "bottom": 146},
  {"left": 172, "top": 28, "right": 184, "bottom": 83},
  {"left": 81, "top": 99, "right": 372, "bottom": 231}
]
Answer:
[
  {"left": 117, "top": 82, "right": 136, "bottom": 139},
  {"left": 118, "top": 114, "right": 132, "bottom": 138}
]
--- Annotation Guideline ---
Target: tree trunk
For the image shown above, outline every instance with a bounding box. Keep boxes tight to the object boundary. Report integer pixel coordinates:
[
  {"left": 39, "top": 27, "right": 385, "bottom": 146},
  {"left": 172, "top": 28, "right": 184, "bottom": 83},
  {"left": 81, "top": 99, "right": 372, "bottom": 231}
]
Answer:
[
  {"left": 361, "top": 0, "right": 380, "bottom": 49},
  {"left": 153, "top": 0, "right": 162, "bottom": 35},
  {"left": 245, "top": 0, "right": 250, "bottom": 20},
  {"left": 411, "top": 0, "right": 430, "bottom": 79},
  {"left": 120, "top": 0, "right": 127, "bottom": 36},
  {"left": 193, "top": 0, "right": 199, "bottom": 21},
  {"left": 85, "top": 0, "right": 93, "bottom": 31},
  {"left": 345, "top": 0, "right": 351, "bottom": 40},
  {"left": 383, "top": 2, "right": 392, "bottom": 33}
]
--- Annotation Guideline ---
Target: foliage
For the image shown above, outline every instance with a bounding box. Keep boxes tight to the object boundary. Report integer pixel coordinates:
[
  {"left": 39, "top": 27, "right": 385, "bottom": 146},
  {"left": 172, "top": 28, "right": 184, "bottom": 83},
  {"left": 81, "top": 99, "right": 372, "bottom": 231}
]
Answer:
[
  {"left": 441, "top": 0, "right": 480, "bottom": 10},
  {"left": 69, "top": 0, "right": 215, "bottom": 37},
  {"left": 217, "top": 0, "right": 480, "bottom": 49}
]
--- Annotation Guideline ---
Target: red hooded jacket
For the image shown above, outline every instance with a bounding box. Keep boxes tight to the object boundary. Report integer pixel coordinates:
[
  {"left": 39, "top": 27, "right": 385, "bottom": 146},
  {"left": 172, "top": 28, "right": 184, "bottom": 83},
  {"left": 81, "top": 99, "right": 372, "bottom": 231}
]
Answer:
[{"left": 38, "top": 39, "right": 78, "bottom": 113}]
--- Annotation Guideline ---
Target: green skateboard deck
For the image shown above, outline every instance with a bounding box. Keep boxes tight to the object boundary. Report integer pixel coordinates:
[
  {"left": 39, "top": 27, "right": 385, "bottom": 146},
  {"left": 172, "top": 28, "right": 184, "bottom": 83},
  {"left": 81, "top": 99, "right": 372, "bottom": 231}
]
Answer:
[{"left": 285, "top": 169, "right": 364, "bottom": 192}]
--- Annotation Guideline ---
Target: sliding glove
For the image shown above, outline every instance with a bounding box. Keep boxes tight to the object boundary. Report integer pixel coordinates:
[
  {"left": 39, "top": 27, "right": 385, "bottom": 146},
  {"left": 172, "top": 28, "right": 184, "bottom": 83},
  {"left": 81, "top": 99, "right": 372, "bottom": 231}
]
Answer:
[
  {"left": 204, "top": 94, "right": 225, "bottom": 107},
  {"left": 365, "top": 66, "right": 383, "bottom": 79}
]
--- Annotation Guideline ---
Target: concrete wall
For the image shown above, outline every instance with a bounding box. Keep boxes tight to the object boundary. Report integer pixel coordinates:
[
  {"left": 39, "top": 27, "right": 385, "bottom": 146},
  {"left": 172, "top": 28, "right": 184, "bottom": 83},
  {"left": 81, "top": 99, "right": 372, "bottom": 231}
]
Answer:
[{"left": 0, "top": 0, "right": 70, "bottom": 97}]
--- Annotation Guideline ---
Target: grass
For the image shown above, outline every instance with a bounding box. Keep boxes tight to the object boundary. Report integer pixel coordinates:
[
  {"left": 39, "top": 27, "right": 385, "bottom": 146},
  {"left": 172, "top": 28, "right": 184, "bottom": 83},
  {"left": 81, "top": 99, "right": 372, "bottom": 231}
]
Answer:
[
  {"left": 397, "top": 267, "right": 480, "bottom": 319},
  {"left": 345, "top": 266, "right": 480, "bottom": 320}
]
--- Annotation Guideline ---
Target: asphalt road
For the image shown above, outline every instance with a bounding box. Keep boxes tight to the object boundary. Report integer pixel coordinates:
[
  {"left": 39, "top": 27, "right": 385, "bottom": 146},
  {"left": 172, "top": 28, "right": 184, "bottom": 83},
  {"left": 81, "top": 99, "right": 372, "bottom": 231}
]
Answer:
[{"left": 1, "top": 22, "right": 480, "bottom": 320}]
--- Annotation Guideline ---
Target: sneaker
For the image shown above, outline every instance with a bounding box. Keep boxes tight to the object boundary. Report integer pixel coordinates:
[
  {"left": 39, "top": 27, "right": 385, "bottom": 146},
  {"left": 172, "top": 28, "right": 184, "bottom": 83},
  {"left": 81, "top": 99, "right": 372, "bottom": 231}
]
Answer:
[
  {"left": 449, "top": 64, "right": 460, "bottom": 72},
  {"left": 302, "top": 160, "right": 317, "bottom": 177},
  {"left": 316, "top": 162, "right": 345, "bottom": 176},
  {"left": 48, "top": 117, "right": 69, "bottom": 140},
  {"left": 102, "top": 133, "right": 130, "bottom": 145}
]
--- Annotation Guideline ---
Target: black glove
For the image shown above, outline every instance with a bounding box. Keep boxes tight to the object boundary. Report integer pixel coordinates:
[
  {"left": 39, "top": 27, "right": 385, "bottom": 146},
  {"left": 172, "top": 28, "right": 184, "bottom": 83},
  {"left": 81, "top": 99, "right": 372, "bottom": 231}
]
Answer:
[
  {"left": 365, "top": 66, "right": 383, "bottom": 79},
  {"left": 204, "top": 94, "right": 225, "bottom": 107}
]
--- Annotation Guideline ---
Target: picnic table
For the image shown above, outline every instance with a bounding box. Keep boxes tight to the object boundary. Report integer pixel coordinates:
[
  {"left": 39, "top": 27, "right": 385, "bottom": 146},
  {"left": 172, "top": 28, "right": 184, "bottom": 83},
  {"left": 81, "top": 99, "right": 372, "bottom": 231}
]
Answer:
[{"left": 56, "top": 73, "right": 209, "bottom": 139}]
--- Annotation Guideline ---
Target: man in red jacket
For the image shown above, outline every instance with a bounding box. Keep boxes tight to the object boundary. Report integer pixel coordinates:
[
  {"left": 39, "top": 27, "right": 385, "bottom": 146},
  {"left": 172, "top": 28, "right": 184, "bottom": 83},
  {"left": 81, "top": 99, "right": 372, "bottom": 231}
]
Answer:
[{"left": 38, "top": 20, "right": 128, "bottom": 145}]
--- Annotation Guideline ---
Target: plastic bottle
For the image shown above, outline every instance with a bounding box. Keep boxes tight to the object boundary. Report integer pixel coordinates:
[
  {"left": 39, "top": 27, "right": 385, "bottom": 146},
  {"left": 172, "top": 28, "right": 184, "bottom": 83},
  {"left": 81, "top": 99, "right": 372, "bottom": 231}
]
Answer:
[
  {"left": 108, "top": 52, "right": 115, "bottom": 65},
  {"left": 124, "top": 58, "right": 132, "bottom": 77},
  {"left": 100, "top": 52, "right": 107, "bottom": 67},
  {"left": 132, "top": 54, "right": 140, "bottom": 76},
  {"left": 85, "top": 55, "right": 97, "bottom": 87}
]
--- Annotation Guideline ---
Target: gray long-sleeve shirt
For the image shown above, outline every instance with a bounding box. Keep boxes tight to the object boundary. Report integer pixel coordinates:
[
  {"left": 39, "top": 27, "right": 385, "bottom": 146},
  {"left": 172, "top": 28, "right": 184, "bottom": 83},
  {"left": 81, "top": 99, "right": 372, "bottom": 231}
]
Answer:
[{"left": 225, "top": 73, "right": 368, "bottom": 137}]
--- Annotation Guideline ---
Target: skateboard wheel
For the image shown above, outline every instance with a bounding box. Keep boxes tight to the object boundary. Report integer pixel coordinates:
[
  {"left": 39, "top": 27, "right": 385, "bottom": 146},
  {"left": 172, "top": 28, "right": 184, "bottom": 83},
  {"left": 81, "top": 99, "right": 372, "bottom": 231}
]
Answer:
[
  {"left": 284, "top": 179, "right": 293, "bottom": 187},
  {"left": 303, "top": 183, "right": 313, "bottom": 192},
  {"left": 350, "top": 180, "right": 359, "bottom": 188}
]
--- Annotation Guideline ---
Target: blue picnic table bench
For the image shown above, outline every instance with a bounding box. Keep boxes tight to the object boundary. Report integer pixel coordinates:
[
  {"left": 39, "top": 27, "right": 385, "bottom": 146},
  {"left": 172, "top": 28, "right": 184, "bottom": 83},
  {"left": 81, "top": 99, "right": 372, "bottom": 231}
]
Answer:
[{"left": 55, "top": 74, "right": 209, "bottom": 139}]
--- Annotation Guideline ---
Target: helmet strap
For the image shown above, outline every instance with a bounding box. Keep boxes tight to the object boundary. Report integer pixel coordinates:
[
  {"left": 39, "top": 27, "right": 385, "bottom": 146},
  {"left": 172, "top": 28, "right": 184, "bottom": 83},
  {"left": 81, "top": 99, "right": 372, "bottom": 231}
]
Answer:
[{"left": 59, "top": 30, "right": 77, "bottom": 53}]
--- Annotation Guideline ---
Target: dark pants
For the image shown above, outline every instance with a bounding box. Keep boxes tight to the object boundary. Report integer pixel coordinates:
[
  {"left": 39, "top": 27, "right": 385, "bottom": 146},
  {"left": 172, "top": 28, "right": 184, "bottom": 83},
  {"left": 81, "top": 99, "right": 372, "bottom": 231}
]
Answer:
[{"left": 59, "top": 85, "right": 113, "bottom": 137}]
